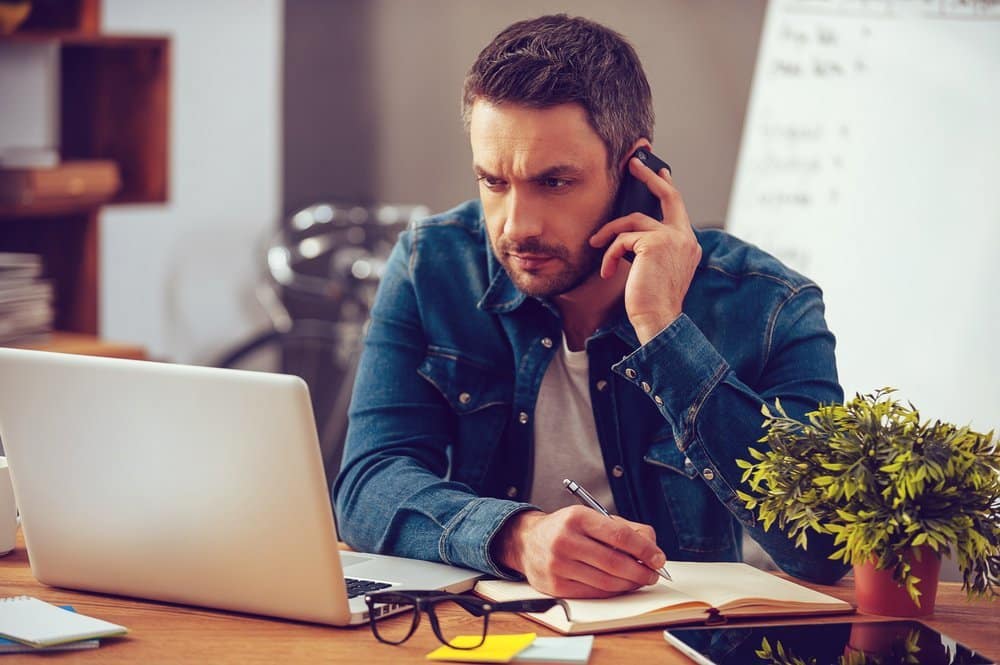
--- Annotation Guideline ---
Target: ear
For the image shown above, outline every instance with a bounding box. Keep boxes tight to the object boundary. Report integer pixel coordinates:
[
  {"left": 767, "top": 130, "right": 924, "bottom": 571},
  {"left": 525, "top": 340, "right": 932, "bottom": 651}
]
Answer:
[{"left": 617, "top": 137, "right": 653, "bottom": 174}]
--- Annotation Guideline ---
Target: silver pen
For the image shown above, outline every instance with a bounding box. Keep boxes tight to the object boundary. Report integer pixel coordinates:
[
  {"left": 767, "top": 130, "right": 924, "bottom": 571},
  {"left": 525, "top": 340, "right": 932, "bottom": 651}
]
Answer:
[{"left": 562, "top": 478, "right": 672, "bottom": 582}]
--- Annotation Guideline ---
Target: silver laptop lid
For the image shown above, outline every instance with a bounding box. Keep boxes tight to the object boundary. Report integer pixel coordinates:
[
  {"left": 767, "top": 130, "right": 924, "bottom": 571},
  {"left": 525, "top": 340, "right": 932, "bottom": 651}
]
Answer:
[{"left": 0, "top": 348, "right": 353, "bottom": 624}]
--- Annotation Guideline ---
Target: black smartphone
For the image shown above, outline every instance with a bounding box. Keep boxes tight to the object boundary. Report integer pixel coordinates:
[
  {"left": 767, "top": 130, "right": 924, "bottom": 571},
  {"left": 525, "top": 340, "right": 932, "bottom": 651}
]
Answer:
[
  {"left": 609, "top": 148, "right": 671, "bottom": 262},
  {"left": 611, "top": 147, "right": 672, "bottom": 221},
  {"left": 663, "top": 620, "right": 995, "bottom": 665}
]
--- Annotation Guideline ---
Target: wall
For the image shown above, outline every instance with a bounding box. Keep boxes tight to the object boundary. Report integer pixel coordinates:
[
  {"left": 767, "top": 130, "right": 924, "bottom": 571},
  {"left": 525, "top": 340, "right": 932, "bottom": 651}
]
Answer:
[
  {"left": 100, "top": 0, "right": 282, "bottom": 364},
  {"left": 284, "top": 0, "right": 768, "bottom": 226},
  {"left": 283, "top": 0, "right": 376, "bottom": 213}
]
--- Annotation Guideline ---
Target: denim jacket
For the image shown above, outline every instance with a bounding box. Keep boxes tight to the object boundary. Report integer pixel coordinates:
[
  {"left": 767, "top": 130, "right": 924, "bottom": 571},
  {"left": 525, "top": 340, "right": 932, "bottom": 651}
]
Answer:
[{"left": 333, "top": 200, "right": 849, "bottom": 585}]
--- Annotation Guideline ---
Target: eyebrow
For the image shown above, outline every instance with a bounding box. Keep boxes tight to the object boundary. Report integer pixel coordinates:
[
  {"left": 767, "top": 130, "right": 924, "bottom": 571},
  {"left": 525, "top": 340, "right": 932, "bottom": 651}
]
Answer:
[{"left": 473, "top": 163, "right": 586, "bottom": 181}]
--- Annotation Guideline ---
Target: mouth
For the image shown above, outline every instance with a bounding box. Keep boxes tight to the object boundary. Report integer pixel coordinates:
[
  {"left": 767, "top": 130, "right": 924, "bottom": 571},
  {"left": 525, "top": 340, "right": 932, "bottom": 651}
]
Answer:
[{"left": 507, "top": 253, "right": 556, "bottom": 271}]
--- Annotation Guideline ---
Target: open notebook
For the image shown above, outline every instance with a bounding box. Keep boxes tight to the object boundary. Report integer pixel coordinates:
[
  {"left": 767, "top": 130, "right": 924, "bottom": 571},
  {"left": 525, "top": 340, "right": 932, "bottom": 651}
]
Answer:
[{"left": 475, "top": 562, "right": 853, "bottom": 635}]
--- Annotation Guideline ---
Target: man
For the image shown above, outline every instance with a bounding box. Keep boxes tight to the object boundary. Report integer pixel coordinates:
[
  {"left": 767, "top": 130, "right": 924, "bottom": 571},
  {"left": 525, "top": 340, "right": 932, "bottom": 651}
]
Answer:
[{"left": 333, "top": 14, "right": 848, "bottom": 598}]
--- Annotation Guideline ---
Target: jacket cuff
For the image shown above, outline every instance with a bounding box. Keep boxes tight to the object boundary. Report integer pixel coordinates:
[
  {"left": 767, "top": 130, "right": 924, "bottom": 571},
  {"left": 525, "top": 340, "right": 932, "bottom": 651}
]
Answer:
[
  {"left": 612, "top": 314, "right": 729, "bottom": 450},
  {"left": 440, "top": 497, "right": 538, "bottom": 579}
]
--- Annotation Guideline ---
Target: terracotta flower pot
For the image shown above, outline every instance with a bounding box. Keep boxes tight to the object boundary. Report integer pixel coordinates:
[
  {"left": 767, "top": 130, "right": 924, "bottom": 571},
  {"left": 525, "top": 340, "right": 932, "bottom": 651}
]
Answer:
[{"left": 853, "top": 546, "right": 941, "bottom": 616}]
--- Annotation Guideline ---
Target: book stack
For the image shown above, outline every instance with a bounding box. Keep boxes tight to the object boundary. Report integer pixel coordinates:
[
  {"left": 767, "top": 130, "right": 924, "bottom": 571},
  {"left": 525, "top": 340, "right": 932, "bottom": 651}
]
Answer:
[{"left": 0, "top": 253, "right": 54, "bottom": 345}]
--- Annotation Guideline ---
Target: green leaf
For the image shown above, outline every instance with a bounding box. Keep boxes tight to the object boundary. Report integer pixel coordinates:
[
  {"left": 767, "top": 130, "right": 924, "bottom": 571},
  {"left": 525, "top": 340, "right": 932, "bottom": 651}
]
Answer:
[{"left": 732, "top": 388, "right": 1000, "bottom": 601}]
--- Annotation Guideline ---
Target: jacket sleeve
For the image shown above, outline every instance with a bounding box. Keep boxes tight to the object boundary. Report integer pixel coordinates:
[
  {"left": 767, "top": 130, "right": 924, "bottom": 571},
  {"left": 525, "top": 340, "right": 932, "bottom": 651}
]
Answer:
[
  {"left": 613, "top": 284, "right": 850, "bottom": 584},
  {"left": 332, "top": 232, "right": 531, "bottom": 577}
]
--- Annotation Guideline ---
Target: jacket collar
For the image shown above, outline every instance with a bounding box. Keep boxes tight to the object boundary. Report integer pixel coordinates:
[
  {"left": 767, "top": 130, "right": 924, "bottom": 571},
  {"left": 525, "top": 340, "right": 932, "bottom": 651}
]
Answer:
[
  {"left": 478, "top": 251, "right": 526, "bottom": 314},
  {"left": 479, "top": 252, "right": 640, "bottom": 349},
  {"left": 476, "top": 210, "right": 529, "bottom": 313}
]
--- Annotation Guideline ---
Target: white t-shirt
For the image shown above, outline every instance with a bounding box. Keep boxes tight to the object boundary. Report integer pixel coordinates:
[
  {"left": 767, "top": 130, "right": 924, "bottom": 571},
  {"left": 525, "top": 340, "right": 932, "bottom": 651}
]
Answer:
[{"left": 529, "top": 334, "right": 617, "bottom": 515}]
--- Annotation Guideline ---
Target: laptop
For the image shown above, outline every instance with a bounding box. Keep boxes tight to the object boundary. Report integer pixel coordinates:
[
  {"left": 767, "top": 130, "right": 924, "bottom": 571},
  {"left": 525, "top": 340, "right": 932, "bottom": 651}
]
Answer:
[{"left": 0, "top": 347, "right": 482, "bottom": 626}]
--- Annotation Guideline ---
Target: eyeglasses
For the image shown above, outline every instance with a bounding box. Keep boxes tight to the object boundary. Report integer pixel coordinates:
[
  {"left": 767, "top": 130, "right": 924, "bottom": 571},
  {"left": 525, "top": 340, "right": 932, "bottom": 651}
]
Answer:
[{"left": 364, "top": 590, "right": 571, "bottom": 649}]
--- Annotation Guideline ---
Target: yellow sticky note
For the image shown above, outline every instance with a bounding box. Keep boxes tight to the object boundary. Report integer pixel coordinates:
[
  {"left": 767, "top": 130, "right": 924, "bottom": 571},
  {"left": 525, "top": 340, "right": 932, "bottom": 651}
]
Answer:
[{"left": 426, "top": 632, "right": 537, "bottom": 663}]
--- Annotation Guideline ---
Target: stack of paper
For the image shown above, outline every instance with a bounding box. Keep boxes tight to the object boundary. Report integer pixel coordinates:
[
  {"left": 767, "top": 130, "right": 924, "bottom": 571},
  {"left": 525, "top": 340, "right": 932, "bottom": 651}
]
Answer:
[
  {"left": 0, "top": 253, "right": 53, "bottom": 345},
  {"left": 0, "top": 596, "right": 127, "bottom": 652}
]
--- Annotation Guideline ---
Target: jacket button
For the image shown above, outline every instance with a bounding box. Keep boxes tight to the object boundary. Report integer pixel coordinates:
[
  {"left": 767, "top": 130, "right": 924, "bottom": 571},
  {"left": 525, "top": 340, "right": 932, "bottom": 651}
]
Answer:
[
  {"left": 506, "top": 486, "right": 518, "bottom": 498},
  {"left": 640, "top": 381, "right": 651, "bottom": 393},
  {"left": 625, "top": 368, "right": 637, "bottom": 379},
  {"left": 702, "top": 468, "right": 715, "bottom": 480},
  {"left": 518, "top": 412, "right": 529, "bottom": 424},
  {"left": 611, "top": 465, "right": 625, "bottom": 478},
  {"left": 654, "top": 395, "right": 664, "bottom": 405},
  {"left": 540, "top": 337, "right": 553, "bottom": 348},
  {"left": 458, "top": 392, "right": 472, "bottom": 405},
  {"left": 596, "top": 379, "right": 608, "bottom": 392}
]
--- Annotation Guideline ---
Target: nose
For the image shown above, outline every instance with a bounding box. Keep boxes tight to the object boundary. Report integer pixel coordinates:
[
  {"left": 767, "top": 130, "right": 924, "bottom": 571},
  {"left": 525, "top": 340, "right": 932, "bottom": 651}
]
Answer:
[{"left": 503, "top": 190, "right": 543, "bottom": 243}]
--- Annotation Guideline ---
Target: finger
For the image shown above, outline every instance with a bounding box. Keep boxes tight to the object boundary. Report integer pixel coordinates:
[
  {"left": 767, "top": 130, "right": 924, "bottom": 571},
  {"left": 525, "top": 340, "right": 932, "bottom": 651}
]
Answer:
[
  {"left": 543, "top": 574, "right": 636, "bottom": 599},
  {"left": 556, "top": 509, "right": 661, "bottom": 586},
  {"left": 614, "top": 516, "right": 659, "bottom": 545},
  {"left": 567, "top": 535, "right": 661, "bottom": 587},
  {"left": 589, "top": 212, "right": 658, "bottom": 249},
  {"left": 558, "top": 557, "right": 653, "bottom": 596},
  {"left": 627, "top": 157, "right": 686, "bottom": 226},
  {"left": 589, "top": 518, "right": 667, "bottom": 573},
  {"left": 598, "top": 231, "right": 645, "bottom": 278},
  {"left": 590, "top": 544, "right": 662, "bottom": 587},
  {"left": 540, "top": 540, "right": 653, "bottom": 595},
  {"left": 627, "top": 155, "right": 673, "bottom": 195}
]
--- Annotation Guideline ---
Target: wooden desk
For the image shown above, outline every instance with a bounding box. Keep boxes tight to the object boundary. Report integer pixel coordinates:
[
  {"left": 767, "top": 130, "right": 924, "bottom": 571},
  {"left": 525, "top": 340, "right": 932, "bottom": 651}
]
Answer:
[{"left": 1, "top": 533, "right": 997, "bottom": 663}]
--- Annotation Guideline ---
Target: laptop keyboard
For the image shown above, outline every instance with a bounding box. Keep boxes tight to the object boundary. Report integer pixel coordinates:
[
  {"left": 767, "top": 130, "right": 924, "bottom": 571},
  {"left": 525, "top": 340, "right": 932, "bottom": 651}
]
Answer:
[{"left": 345, "top": 577, "right": 393, "bottom": 599}]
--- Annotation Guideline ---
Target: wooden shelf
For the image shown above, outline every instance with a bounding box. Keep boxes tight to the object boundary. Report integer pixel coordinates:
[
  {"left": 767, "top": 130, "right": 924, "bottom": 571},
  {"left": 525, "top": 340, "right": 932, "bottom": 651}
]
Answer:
[
  {"left": 0, "top": 160, "right": 121, "bottom": 218},
  {"left": 0, "top": 198, "right": 107, "bottom": 220},
  {"left": 14, "top": 0, "right": 99, "bottom": 36},
  {"left": 0, "top": 33, "right": 163, "bottom": 47},
  {"left": 61, "top": 37, "right": 170, "bottom": 204},
  {"left": 9, "top": 331, "right": 146, "bottom": 360},
  {"left": 0, "top": 37, "right": 170, "bottom": 205},
  {"left": 0, "top": 1, "right": 169, "bottom": 359}
]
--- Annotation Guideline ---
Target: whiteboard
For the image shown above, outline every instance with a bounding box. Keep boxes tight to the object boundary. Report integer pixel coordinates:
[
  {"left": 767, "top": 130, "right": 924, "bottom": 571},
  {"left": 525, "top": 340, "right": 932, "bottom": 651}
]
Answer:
[{"left": 727, "top": 0, "right": 1000, "bottom": 431}]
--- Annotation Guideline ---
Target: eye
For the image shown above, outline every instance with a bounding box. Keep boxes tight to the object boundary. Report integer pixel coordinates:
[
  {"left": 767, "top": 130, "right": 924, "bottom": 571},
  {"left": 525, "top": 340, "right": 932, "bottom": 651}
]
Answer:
[
  {"left": 477, "top": 175, "right": 507, "bottom": 191},
  {"left": 541, "top": 177, "right": 571, "bottom": 190}
]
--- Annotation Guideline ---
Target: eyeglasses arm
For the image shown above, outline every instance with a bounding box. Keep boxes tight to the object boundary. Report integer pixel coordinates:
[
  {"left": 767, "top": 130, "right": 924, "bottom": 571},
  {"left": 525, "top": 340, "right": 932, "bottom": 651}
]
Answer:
[{"left": 486, "top": 598, "right": 572, "bottom": 621}]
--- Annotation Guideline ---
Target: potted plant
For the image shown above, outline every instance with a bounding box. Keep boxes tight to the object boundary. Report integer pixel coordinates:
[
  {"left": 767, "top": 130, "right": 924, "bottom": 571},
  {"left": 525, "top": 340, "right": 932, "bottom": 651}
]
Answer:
[{"left": 737, "top": 388, "right": 1000, "bottom": 616}]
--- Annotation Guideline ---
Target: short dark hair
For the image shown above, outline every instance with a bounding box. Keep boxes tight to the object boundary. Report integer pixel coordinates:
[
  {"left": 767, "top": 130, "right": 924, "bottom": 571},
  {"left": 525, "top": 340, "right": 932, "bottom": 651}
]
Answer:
[{"left": 462, "top": 14, "right": 654, "bottom": 169}]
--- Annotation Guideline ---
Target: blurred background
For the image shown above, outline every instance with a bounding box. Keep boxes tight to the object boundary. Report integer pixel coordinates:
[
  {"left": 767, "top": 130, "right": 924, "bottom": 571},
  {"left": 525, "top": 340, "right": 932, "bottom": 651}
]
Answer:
[
  {"left": 0, "top": 0, "right": 766, "bottom": 365},
  {"left": 2, "top": 0, "right": 998, "bottom": 582}
]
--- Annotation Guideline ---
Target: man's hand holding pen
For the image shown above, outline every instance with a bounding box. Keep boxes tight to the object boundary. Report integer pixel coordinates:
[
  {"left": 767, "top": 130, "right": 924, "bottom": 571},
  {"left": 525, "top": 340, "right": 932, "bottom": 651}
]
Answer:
[
  {"left": 491, "top": 504, "right": 669, "bottom": 599},
  {"left": 563, "top": 478, "right": 672, "bottom": 582}
]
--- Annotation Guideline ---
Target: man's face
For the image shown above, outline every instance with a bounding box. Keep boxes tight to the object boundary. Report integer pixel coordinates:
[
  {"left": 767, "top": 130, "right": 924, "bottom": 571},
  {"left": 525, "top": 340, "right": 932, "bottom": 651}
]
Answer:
[{"left": 470, "top": 101, "right": 618, "bottom": 298}]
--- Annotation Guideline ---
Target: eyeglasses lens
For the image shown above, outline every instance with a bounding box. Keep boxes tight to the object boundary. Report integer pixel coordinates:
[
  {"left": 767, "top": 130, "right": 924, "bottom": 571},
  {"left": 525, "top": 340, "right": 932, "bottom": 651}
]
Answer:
[
  {"left": 435, "top": 598, "right": 488, "bottom": 649},
  {"left": 369, "top": 599, "right": 419, "bottom": 645}
]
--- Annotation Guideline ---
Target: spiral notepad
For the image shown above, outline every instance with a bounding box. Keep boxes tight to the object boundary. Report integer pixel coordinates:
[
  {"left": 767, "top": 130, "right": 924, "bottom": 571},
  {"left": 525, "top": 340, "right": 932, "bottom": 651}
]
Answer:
[{"left": 0, "top": 596, "right": 127, "bottom": 647}]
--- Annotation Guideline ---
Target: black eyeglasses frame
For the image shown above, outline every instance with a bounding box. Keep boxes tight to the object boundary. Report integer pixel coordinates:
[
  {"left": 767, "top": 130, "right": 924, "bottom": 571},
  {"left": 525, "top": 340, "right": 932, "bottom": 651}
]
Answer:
[{"left": 363, "top": 589, "right": 571, "bottom": 649}]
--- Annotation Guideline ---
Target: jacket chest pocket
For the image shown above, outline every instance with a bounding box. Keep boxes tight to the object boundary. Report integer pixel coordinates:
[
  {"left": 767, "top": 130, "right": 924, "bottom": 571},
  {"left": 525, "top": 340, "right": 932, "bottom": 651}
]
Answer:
[
  {"left": 643, "top": 431, "right": 735, "bottom": 555},
  {"left": 418, "top": 351, "right": 512, "bottom": 486}
]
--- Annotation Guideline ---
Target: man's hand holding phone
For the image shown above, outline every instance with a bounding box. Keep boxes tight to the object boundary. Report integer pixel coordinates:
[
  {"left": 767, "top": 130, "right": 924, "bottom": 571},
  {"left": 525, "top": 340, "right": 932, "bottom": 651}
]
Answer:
[{"left": 590, "top": 150, "right": 702, "bottom": 345}]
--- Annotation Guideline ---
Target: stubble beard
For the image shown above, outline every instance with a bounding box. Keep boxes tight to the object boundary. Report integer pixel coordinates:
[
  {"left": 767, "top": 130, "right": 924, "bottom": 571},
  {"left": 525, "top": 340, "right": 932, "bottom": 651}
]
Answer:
[{"left": 493, "top": 200, "right": 614, "bottom": 299}]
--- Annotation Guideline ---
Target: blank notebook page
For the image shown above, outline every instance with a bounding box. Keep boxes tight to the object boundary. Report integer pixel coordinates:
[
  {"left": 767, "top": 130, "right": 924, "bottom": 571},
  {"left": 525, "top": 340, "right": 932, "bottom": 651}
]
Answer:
[{"left": 0, "top": 596, "right": 128, "bottom": 647}]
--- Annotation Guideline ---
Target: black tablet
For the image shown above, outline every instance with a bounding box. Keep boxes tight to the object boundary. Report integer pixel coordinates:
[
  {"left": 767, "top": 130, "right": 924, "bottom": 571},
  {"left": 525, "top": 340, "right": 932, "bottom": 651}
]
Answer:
[{"left": 663, "top": 620, "right": 994, "bottom": 665}]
